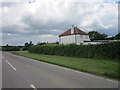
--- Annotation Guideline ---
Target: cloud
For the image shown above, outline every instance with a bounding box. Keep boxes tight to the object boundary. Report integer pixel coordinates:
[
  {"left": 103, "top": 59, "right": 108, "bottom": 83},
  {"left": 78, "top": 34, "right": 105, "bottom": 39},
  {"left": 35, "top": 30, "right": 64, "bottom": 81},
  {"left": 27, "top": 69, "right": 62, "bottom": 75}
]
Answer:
[
  {"left": 1, "top": 0, "right": 118, "bottom": 45},
  {"left": 2, "top": 33, "right": 58, "bottom": 46},
  {"left": 1, "top": 2, "right": 19, "bottom": 7}
]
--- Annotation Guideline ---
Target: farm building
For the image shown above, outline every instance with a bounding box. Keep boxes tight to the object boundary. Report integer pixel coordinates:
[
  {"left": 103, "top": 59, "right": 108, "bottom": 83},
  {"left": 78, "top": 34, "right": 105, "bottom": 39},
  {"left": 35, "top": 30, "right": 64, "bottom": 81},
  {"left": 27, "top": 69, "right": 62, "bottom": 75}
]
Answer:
[{"left": 59, "top": 25, "right": 90, "bottom": 45}]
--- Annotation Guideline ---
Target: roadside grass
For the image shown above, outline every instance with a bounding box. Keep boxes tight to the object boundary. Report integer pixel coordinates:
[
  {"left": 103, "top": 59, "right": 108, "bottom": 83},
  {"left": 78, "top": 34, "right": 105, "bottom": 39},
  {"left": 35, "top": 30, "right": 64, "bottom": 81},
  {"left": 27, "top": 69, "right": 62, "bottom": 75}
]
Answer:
[{"left": 12, "top": 51, "right": 119, "bottom": 79}]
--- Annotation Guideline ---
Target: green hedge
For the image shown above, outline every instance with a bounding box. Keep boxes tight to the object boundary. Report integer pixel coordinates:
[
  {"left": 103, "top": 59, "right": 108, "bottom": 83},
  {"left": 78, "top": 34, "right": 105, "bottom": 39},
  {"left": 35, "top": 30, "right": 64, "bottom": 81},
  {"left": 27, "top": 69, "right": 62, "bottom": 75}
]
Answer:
[
  {"left": 2, "top": 46, "right": 22, "bottom": 51},
  {"left": 28, "top": 42, "right": 120, "bottom": 59}
]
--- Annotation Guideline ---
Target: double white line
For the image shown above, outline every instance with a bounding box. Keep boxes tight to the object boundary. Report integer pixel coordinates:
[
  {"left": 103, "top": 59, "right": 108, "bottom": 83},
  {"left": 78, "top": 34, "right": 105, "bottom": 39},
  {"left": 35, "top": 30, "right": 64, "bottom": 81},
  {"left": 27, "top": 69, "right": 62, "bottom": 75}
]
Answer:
[{"left": 5, "top": 60, "right": 16, "bottom": 71}]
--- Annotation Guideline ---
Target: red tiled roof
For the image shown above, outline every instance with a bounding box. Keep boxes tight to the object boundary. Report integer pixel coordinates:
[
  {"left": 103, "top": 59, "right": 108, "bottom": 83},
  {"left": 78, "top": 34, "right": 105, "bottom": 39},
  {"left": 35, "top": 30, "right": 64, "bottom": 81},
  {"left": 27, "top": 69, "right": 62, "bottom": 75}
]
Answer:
[{"left": 59, "top": 27, "right": 88, "bottom": 37}]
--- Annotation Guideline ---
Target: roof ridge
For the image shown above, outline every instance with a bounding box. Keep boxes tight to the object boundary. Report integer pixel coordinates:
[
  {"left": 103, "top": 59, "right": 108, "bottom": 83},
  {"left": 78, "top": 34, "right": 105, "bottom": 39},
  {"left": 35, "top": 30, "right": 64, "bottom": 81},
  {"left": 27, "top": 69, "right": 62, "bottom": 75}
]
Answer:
[{"left": 59, "top": 27, "right": 88, "bottom": 37}]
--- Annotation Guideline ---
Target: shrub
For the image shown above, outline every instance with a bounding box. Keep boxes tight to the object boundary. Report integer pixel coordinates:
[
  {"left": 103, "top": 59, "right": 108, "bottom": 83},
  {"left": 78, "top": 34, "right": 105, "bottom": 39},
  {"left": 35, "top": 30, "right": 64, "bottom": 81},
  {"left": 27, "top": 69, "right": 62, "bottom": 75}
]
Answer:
[
  {"left": 2, "top": 46, "right": 22, "bottom": 51},
  {"left": 28, "top": 42, "right": 120, "bottom": 59}
]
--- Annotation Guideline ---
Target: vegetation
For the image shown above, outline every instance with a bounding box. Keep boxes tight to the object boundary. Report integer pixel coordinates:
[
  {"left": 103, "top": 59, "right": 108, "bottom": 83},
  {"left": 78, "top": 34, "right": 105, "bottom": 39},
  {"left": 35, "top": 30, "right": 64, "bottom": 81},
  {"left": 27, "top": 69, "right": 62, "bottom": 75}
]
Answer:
[
  {"left": 24, "top": 41, "right": 34, "bottom": 50},
  {"left": 13, "top": 52, "right": 119, "bottom": 79},
  {"left": 28, "top": 42, "right": 120, "bottom": 60},
  {"left": 88, "top": 31, "right": 107, "bottom": 41},
  {"left": 88, "top": 31, "right": 120, "bottom": 40},
  {"left": 37, "top": 42, "right": 46, "bottom": 45},
  {"left": 2, "top": 46, "right": 22, "bottom": 51},
  {"left": 114, "top": 33, "right": 120, "bottom": 40},
  {"left": 2, "top": 41, "right": 34, "bottom": 51}
]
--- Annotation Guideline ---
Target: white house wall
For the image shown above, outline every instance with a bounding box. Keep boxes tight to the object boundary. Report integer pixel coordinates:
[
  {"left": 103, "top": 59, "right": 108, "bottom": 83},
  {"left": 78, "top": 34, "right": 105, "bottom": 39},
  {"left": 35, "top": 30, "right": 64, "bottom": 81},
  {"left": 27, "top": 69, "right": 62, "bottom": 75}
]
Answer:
[
  {"left": 83, "top": 35, "right": 90, "bottom": 41},
  {"left": 59, "top": 35, "right": 90, "bottom": 45},
  {"left": 75, "top": 35, "right": 84, "bottom": 45},
  {"left": 59, "top": 35, "right": 75, "bottom": 44}
]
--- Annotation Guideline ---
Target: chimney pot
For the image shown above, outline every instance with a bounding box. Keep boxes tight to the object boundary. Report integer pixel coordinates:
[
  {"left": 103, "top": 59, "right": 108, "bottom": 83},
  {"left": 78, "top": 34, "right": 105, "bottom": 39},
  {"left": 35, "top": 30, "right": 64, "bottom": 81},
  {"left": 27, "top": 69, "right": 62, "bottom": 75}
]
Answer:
[{"left": 71, "top": 25, "right": 74, "bottom": 34}]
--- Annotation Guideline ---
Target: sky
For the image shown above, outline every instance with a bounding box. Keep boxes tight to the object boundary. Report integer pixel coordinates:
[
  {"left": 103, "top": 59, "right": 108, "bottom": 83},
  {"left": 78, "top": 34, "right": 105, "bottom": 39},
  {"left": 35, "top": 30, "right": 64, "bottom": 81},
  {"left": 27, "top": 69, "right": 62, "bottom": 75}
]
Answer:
[{"left": 1, "top": 0, "right": 119, "bottom": 46}]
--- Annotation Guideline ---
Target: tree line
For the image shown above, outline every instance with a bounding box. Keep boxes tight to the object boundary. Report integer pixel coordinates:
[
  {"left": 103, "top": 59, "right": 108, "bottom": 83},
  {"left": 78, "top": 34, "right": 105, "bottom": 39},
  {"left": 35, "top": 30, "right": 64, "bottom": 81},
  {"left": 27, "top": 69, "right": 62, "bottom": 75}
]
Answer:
[
  {"left": 2, "top": 31, "right": 120, "bottom": 52},
  {"left": 88, "top": 31, "right": 120, "bottom": 41},
  {"left": 2, "top": 41, "right": 34, "bottom": 51}
]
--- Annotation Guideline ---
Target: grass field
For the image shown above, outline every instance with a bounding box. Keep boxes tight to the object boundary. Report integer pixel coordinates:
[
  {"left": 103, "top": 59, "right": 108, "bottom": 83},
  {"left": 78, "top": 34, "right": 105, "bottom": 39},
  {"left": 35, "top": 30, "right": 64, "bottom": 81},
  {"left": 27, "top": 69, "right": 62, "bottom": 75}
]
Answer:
[{"left": 13, "top": 51, "right": 119, "bottom": 79}]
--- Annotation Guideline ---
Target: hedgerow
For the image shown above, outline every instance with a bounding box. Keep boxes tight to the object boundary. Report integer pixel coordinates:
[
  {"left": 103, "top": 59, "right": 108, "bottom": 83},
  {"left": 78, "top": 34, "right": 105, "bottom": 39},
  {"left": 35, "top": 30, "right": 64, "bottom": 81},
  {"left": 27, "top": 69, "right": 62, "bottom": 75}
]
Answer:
[
  {"left": 28, "top": 42, "right": 120, "bottom": 59},
  {"left": 2, "top": 46, "right": 22, "bottom": 51}
]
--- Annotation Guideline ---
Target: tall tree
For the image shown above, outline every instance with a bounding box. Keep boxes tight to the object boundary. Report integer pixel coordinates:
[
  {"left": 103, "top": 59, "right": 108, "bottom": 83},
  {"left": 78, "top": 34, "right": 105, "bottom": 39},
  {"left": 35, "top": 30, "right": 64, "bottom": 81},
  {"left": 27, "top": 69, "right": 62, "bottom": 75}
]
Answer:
[
  {"left": 6, "top": 44, "right": 9, "bottom": 47},
  {"left": 29, "top": 41, "right": 33, "bottom": 45},
  {"left": 25, "top": 41, "right": 33, "bottom": 47}
]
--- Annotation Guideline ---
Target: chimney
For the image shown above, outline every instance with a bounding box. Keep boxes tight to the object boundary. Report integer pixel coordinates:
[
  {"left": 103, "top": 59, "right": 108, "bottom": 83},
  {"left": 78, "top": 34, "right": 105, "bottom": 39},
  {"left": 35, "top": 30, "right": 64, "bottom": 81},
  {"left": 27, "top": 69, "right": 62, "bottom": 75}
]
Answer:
[{"left": 71, "top": 25, "right": 74, "bottom": 34}]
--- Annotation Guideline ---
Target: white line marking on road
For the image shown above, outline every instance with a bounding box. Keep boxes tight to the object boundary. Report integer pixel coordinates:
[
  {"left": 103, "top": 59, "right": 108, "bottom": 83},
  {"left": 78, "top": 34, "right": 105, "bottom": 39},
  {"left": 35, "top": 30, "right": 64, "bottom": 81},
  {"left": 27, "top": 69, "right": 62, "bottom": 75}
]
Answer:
[
  {"left": 30, "top": 84, "right": 37, "bottom": 90},
  {"left": 5, "top": 60, "right": 16, "bottom": 71}
]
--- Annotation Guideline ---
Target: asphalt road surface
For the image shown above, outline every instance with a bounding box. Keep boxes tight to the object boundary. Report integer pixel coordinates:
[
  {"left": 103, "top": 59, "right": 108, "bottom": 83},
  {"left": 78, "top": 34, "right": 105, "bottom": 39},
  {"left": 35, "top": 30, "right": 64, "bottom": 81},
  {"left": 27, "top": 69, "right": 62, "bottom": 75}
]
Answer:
[{"left": 2, "top": 52, "right": 118, "bottom": 88}]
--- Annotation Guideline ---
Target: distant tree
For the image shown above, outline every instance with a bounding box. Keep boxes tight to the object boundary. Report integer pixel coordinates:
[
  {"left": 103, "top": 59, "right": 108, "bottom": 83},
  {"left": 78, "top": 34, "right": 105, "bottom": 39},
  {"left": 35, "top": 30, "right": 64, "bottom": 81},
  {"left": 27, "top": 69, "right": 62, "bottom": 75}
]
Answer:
[
  {"left": 29, "top": 41, "right": 33, "bottom": 46},
  {"left": 37, "top": 42, "right": 42, "bottom": 45},
  {"left": 24, "top": 41, "right": 33, "bottom": 50},
  {"left": 6, "top": 44, "right": 9, "bottom": 47},
  {"left": 88, "top": 31, "right": 107, "bottom": 41},
  {"left": 37, "top": 42, "right": 46, "bottom": 45},
  {"left": 56, "top": 41, "right": 59, "bottom": 44},
  {"left": 114, "top": 33, "right": 120, "bottom": 40},
  {"left": 25, "top": 41, "right": 33, "bottom": 47},
  {"left": 101, "top": 34, "right": 107, "bottom": 39},
  {"left": 106, "top": 36, "right": 115, "bottom": 40},
  {"left": 24, "top": 42, "right": 29, "bottom": 47}
]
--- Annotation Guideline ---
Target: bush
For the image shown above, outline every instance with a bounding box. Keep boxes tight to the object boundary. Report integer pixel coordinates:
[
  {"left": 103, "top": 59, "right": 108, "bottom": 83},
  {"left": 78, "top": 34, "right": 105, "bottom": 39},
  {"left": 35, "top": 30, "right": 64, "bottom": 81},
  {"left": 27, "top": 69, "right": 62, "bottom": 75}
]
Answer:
[
  {"left": 28, "top": 42, "right": 120, "bottom": 59},
  {"left": 2, "top": 46, "right": 22, "bottom": 51}
]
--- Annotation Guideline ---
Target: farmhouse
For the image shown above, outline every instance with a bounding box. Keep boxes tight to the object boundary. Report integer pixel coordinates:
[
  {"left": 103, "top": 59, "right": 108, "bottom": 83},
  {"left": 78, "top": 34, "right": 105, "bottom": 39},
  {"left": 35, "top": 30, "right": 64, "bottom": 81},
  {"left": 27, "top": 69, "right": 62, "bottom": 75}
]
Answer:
[{"left": 59, "top": 25, "right": 90, "bottom": 45}]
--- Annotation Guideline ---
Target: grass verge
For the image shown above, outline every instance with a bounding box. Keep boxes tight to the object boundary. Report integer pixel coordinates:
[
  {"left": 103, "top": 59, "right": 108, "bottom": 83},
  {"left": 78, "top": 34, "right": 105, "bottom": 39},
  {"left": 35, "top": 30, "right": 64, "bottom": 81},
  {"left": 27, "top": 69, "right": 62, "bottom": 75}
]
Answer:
[{"left": 12, "top": 51, "right": 119, "bottom": 79}]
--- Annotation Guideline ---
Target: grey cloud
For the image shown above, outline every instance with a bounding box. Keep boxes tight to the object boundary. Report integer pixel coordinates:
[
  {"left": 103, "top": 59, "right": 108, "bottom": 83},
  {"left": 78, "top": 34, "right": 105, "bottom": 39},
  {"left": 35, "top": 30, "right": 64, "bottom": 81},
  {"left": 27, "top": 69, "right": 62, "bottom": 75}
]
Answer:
[
  {"left": 21, "top": 13, "right": 72, "bottom": 35},
  {"left": 1, "top": 1, "right": 118, "bottom": 45},
  {"left": 2, "top": 24, "right": 29, "bottom": 35},
  {"left": 1, "top": 2, "right": 19, "bottom": 7},
  {"left": 2, "top": 33, "right": 58, "bottom": 46}
]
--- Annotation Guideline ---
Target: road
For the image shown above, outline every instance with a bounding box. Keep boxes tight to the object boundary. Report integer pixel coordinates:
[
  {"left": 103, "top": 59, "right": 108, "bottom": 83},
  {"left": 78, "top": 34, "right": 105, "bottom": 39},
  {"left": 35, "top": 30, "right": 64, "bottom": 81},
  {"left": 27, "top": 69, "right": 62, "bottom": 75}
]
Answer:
[{"left": 2, "top": 52, "right": 118, "bottom": 88}]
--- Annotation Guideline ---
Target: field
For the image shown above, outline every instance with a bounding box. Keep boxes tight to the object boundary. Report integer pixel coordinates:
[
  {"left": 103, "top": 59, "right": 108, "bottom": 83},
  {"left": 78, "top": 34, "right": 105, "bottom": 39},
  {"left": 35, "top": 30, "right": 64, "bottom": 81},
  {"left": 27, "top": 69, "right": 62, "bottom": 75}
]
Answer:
[{"left": 13, "top": 51, "right": 119, "bottom": 79}]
